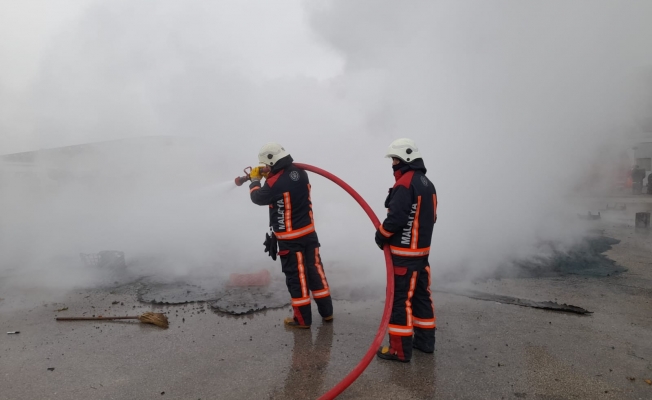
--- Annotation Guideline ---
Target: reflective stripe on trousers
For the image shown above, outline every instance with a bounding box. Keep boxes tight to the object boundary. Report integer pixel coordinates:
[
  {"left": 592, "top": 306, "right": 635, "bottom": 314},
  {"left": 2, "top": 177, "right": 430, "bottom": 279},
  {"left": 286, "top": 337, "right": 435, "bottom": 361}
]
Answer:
[
  {"left": 291, "top": 297, "right": 311, "bottom": 307},
  {"left": 312, "top": 288, "right": 330, "bottom": 299},
  {"left": 389, "top": 246, "right": 430, "bottom": 257},
  {"left": 413, "top": 317, "right": 436, "bottom": 328},
  {"left": 388, "top": 324, "right": 413, "bottom": 337}
]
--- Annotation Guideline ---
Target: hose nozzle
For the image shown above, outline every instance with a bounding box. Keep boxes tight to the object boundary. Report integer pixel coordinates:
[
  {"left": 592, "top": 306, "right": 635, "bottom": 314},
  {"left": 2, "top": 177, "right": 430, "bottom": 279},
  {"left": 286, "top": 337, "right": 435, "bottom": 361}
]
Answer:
[
  {"left": 234, "top": 175, "right": 249, "bottom": 186},
  {"left": 234, "top": 166, "right": 271, "bottom": 186}
]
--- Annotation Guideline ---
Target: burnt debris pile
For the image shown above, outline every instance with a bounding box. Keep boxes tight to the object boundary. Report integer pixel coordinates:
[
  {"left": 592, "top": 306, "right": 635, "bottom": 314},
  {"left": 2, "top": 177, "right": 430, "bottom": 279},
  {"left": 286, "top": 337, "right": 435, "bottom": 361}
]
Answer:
[
  {"left": 137, "top": 283, "right": 214, "bottom": 305},
  {"left": 507, "top": 235, "right": 624, "bottom": 279},
  {"left": 136, "top": 277, "right": 290, "bottom": 315}
]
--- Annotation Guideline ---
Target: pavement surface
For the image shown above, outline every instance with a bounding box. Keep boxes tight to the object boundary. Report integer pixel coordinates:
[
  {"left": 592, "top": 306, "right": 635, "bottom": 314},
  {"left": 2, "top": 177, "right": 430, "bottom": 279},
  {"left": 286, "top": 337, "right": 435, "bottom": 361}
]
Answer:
[{"left": 1, "top": 195, "right": 652, "bottom": 399}]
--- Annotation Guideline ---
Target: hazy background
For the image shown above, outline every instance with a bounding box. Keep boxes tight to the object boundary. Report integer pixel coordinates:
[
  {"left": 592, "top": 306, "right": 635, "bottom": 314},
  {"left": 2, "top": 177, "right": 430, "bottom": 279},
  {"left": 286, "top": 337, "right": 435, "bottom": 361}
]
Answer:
[{"left": 1, "top": 0, "right": 652, "bottom": 292}]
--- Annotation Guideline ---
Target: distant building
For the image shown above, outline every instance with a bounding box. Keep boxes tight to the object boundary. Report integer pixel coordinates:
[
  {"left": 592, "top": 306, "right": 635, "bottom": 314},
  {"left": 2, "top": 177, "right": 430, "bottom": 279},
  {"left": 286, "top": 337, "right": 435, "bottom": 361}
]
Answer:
[{"left": 0, "top": 136, "right": 200, "bottom": 192}]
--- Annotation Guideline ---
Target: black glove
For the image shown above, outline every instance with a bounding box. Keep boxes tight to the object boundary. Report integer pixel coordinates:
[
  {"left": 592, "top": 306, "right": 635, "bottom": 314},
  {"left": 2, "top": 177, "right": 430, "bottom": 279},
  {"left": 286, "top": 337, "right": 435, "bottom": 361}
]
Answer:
[
  {"left": 375, "top": 229, "right": 390, "bottom": 250},
  {"left": 264, "top": 231, "right": 278, "bottom": 261}
]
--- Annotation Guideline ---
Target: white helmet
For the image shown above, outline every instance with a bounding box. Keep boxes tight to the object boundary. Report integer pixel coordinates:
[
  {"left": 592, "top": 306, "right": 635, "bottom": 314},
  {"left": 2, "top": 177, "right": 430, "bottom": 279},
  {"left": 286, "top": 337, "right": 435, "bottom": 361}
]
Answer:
[
  {"left": 258, "top": 142, "right": 290, "bottom": 166},
  {"left": 385, "top": 138, "right": 422, "bottom": 163}
]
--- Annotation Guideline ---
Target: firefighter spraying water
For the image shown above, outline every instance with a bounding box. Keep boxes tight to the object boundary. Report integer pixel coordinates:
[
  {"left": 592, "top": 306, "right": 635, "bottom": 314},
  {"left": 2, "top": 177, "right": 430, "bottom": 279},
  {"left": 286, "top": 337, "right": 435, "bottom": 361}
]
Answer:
[{"left": 239, "top": 143, "right": 334, "bottom": 328}]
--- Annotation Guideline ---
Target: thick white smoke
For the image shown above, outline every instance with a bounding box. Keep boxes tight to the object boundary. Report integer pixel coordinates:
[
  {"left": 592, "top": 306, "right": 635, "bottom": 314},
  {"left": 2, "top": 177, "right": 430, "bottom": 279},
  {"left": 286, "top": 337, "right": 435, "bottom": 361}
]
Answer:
[
  {"left": 307, "top": 0, "right": 652, "bottom": 276},
  {"left": 1, "top": 0, "right": 651, "bottom": 293}
]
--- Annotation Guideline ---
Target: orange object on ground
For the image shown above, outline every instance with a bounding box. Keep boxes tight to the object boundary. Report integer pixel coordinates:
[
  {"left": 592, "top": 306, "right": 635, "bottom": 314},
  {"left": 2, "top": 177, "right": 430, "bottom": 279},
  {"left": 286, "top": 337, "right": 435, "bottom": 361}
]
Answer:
[{"left": 228, "top": 269, "right": 271, "bottom": 287}]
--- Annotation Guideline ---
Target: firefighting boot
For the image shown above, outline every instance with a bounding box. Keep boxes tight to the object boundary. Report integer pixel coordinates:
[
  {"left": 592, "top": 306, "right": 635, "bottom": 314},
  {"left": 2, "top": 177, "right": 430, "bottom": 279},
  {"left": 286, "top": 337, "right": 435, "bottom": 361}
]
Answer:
[
  {"left": 376, "top": 346, "right": 410, "bottom": 363},
  {"left": 284, "top": 317, "right": 310, "bottom": 329},
  {"left": 315, "top": 296, "right": 333, "bottom": 322}
]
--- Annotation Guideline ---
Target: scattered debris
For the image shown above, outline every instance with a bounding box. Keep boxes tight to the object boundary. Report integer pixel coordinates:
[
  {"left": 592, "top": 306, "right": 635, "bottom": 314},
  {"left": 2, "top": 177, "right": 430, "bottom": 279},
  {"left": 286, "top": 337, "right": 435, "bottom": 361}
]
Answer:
[
  {"left": 7, "top": 331, "right": 20, "bottom": 334},
  {"left": 137, "top": 283, "right": 214, "bottom": 305},
  {"left": 627, "top": 377, "right": 636, "bottom": 381},
  {"left": 55, "top": 307, "right": 68, "bottom": 312},
  {"left": 645, "top": 379, "right": 652, "bottom": 385},
  {"left": 47, "top": 368, "right": 55, "bottom": 371},
  {"left": 437, "top": 289, "right": 592, "bottom": 314},
  {"left": 111, "top": 301, "right": 119, "bottom": 305},
  {"left": 603, "top": 203, "right": 626, "bottom": 211}
]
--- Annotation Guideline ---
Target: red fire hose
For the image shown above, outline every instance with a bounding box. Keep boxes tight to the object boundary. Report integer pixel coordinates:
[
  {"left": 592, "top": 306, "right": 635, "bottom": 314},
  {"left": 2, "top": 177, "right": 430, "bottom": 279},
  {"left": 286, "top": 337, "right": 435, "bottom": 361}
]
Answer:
[{"left": 293, "top": 163, "right": 395, "bottom": 400}]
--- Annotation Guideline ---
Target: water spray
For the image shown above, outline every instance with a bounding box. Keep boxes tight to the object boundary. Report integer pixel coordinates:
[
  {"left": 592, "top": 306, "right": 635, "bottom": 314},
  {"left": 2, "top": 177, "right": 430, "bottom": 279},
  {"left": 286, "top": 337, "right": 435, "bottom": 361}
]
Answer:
[{"left": 235, "top": 162, "right": 395, "bottom": 399}]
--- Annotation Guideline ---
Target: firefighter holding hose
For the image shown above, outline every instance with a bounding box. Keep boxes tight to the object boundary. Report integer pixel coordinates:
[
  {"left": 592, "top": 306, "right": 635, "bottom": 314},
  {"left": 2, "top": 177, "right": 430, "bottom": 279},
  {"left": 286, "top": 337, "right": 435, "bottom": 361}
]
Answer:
[
  {"left": 375, "top": 138, "right": 438, "bottom": 363},
  {"left": 247, "top": 143, "right": 333, "bottom": 328}
]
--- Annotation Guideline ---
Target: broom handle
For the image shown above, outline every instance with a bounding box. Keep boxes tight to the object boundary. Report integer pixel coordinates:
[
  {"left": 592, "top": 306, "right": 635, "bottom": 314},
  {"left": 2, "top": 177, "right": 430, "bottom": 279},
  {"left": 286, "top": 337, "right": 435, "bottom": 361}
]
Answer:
[{"left": 56, "top": 316, "right": 139, "bottom": 321}]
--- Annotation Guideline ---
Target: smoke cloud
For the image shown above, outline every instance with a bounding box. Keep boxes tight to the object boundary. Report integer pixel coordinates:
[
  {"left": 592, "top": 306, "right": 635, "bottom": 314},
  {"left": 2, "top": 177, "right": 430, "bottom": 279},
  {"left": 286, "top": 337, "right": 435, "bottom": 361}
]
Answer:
[{"left": 1, "top": 0, "right": 651, "bottom": 294}]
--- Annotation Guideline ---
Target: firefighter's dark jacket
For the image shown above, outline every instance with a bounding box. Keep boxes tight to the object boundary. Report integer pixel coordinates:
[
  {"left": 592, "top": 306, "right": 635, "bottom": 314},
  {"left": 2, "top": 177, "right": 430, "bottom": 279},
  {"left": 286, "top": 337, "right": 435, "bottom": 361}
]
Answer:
[
  {"left": 249, "top": 155, "right": 315, "bottom": 241},
  {"left": 379, "top": 159, "right": 437, "bottom": 257}
]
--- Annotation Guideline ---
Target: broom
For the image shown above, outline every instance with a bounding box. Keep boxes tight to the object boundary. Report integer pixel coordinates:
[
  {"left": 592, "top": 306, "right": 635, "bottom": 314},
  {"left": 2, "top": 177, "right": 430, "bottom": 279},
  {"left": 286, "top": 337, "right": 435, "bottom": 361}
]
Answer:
[{"left": 56, "top": 312, "right": 169, "bottom": 329}]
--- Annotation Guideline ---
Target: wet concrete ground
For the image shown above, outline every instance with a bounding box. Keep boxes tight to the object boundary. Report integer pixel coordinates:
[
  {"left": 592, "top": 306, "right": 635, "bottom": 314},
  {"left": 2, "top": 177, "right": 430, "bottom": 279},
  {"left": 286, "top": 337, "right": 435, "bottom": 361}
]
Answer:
[{"left": 2, "top": 197, "right": 652, "bottom": 399}]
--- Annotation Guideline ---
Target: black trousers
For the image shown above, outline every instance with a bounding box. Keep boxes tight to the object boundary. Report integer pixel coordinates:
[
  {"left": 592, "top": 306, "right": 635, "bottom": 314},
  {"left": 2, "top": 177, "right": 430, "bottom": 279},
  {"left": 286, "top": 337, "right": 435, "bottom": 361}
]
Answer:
[
  {"left": 279, "top": 232, "right": 333, "bottom": 326},
  {"left": 387, "top": 256, "right": 436, "bottom": 361}
]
